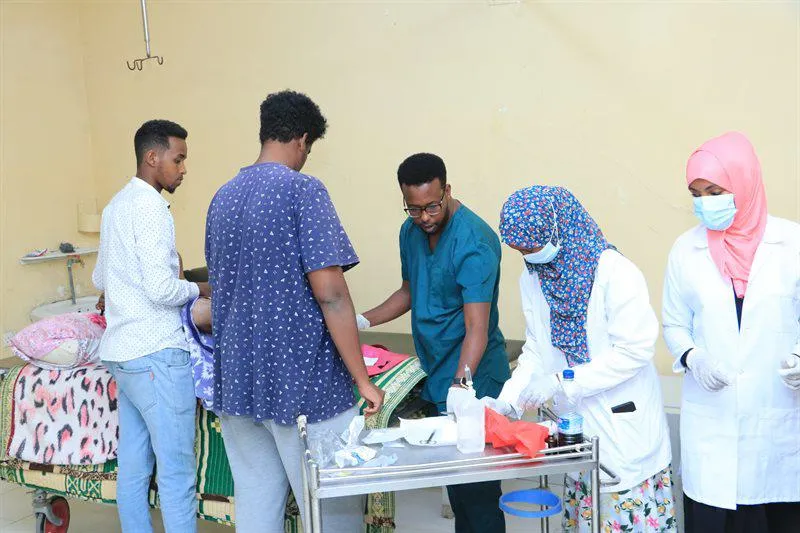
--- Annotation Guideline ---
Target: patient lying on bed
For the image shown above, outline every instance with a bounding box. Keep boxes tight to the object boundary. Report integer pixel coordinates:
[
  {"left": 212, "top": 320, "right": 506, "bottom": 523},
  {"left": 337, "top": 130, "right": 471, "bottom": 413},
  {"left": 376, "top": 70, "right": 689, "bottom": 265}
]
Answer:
[{"left": 183, "top": 296, "right": 215, "bottom": 410}]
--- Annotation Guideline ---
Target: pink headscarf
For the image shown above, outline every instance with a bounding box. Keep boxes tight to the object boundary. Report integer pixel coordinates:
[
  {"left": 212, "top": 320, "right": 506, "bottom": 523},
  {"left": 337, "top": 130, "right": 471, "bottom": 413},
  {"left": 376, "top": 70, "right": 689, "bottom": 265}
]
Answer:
[{"left": 686, "top": 132, "right": 768, "bottom": 297}]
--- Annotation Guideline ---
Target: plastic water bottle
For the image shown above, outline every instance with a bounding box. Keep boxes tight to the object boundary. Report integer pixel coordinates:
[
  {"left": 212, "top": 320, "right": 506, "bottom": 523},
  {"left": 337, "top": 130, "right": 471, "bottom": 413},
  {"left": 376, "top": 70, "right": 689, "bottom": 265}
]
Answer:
[
  {"left": 555, "top": 369, "right": 583, "bottom": 447},
  {"left": 455, "top": 390, "right": 486, "bottom": 454}
]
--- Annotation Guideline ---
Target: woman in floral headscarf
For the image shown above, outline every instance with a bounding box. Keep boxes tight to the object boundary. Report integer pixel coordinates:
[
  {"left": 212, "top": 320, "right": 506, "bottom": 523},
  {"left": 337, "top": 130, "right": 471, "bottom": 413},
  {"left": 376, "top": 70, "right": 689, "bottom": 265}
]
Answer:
[
  {"left": 485, "top": 185, "right": 675, "bottom": 532},
  {"left": 663, "top": 132, "right": 800, "bottom": 532}
]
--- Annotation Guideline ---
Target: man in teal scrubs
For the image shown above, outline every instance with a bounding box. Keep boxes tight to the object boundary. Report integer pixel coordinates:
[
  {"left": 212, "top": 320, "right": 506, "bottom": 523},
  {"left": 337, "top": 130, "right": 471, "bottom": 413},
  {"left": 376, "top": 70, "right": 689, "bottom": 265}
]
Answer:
[{"left": 358, "top": 153, "right": 510, "bottom": 533}]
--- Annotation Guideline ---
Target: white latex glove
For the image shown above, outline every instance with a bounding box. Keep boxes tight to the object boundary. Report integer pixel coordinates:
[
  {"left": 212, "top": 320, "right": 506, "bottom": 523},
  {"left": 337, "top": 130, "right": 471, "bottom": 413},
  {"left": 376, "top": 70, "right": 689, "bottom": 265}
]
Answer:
[
  {"left": 686, "top": 349, "right": 734, "bottom": 392},
  {"left": 446, "top": 387, "right": 474, "bottom": 416},
  {"left": 519, "top": 374, "right": 560, "bottom": 411},
  {"left": 356, "top": 313, "right": 371, "bottom": 331},
  {"left": 778, "top": 354, "right": 800, "bottom": 391},
  {"left": 480, "top": 396, "right": 517, "bottom": 419}
]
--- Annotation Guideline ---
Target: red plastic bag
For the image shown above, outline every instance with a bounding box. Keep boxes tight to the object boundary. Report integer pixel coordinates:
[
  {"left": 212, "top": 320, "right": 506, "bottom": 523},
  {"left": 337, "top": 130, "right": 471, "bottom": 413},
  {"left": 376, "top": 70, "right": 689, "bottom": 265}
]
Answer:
[
  {"left": 485, "top": 408, "right": 519, "bottom": 447},
  {"left": 513, "top": 423, "right": 549, "bottom": 457},
  {"left": 484, "top": 407, "right": 549, "bottom": 458}
]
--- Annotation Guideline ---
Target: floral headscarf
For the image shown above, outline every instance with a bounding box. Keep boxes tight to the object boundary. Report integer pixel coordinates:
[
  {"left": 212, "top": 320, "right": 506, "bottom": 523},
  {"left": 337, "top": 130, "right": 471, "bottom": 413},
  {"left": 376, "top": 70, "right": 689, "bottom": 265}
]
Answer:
[{"left": 499, "top": 186, "right": 612, "bottom": 366}]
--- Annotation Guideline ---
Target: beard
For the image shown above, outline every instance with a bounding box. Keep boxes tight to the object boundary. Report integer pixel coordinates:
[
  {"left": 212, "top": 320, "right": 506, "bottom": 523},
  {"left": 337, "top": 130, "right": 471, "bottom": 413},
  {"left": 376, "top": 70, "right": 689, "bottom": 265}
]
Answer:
[{"left": 164, "top": 179, "right": 182, "bottom": 194}]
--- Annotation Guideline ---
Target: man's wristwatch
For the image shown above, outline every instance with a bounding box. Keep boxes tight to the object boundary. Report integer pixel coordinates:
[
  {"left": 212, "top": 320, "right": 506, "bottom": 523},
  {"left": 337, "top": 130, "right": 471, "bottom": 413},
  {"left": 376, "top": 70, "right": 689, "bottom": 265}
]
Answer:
[{"left": 452, "top": 377, "right": 468, "bottom": 389}]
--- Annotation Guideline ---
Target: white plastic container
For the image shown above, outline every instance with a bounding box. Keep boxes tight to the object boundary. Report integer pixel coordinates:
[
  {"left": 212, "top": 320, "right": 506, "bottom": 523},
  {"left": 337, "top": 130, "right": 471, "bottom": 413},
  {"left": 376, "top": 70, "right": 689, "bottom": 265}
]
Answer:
[{"left": 455, "top": 391, "right": 486, "bottom": 454}]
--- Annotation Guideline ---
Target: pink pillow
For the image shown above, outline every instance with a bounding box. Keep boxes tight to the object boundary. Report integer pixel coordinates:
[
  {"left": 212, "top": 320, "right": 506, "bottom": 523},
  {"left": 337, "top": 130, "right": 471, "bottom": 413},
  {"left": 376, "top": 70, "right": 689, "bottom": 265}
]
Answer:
[{"left": 10, "top": 312, "right": 106, "bottom": 370}]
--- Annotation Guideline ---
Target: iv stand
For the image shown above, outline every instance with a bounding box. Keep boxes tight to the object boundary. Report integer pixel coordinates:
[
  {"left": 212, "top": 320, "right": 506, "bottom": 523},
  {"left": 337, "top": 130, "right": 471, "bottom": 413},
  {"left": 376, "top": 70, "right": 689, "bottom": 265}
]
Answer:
[{"left": 126, "top": 0, "right": 163, "bottom": 71}]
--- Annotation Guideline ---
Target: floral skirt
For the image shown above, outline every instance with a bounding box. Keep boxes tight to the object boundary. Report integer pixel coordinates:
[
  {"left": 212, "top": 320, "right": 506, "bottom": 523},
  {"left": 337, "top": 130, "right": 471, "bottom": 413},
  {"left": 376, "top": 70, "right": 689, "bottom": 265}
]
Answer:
[{"left": 563, "top": 465, "right": 677, "bottom": 533}]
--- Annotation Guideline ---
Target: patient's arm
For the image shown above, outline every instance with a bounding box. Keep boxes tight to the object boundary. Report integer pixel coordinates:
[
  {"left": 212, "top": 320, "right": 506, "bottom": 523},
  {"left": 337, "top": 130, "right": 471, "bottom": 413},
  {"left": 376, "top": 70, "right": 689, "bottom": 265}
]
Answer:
[{"left": 191, "top": 297, "right": 212, "bottom": 333}]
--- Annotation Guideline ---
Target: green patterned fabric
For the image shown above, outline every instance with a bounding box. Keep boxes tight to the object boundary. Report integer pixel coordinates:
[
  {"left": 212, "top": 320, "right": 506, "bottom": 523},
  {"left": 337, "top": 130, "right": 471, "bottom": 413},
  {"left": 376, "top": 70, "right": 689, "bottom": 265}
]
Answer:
[
  {"left": 357, "top": 356, "right": 428, "bottom": 533},
  {"left": 0, "top": 365, "right": 23, "bottom": 461},
  {"left": 0, "top": 357, "right": 427, "bottom": 531},
  {"left": 193, "top": 408, "right": 235, "bottom": 524},
  {"left": 0, "top": 458, "right": 119, "bottom": 504}
]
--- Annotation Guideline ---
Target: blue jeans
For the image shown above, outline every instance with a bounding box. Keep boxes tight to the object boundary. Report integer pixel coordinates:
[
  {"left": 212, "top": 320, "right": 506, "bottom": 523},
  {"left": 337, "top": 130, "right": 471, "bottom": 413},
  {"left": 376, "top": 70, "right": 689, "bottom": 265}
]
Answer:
[{"left": 105, "top": 348, "right": 197, "bottom": 533}]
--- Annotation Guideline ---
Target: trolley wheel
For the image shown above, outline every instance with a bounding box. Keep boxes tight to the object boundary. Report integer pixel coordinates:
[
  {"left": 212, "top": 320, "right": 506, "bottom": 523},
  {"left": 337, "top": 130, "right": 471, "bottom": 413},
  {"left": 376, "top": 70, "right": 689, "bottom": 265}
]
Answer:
[{"left": 34, "top": 496, "right": 70, "bottom": 533}]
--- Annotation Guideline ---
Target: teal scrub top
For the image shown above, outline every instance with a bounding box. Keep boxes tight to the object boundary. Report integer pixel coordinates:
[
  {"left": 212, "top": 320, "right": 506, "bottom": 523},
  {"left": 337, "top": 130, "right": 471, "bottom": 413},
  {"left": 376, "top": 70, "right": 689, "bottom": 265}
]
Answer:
[{"left": 400, "top": 205, "right": 510, "bottom": 407}]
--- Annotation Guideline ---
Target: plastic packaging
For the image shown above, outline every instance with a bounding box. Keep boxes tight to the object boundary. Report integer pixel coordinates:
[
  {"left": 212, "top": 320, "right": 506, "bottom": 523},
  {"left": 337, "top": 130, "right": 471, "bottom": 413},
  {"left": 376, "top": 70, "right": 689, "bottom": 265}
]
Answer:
[
  {"left": 334, "top": 446, "right": 377, "bottom": 468},
  {"left": 310, "top": 415, "right": 366, "bottom": 467},
  {"left": 454, "top": 389, "right": 485, "bottom": 453},
  {"left": 343, "top": 416, "right": 365, "bottom": 447},
  {"left": 361, "top": 427, "right": 405, "bottom": 445},
  {"left": 310, "top": 430, "right": 347, "bottom": 468},
  {"left": 399, "top": 417, "right": 457, "bottom": 446},
  {"left": 554, "top": 369, "right": 583, "bottom": 446}
]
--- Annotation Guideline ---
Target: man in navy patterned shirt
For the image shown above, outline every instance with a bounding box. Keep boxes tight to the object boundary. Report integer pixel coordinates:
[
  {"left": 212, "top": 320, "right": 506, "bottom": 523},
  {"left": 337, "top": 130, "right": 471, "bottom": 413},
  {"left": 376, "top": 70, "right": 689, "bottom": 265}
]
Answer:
[{"left": 205, "top": 91, "right": 384, "bottom": 533}]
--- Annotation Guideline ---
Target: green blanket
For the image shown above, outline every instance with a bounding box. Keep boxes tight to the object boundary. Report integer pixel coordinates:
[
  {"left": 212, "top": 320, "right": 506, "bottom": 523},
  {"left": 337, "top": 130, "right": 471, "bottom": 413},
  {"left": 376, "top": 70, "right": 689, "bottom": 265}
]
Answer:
[{"left": 0, "top": 358, "right": 426, "bottom": 531}]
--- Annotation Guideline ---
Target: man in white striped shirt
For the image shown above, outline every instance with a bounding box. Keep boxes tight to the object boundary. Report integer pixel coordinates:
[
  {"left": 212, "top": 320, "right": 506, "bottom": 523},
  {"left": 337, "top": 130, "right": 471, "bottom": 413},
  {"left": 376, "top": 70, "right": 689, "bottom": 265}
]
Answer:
[{"left": 93, "top": 119, "right": 210, "bottom": 533}]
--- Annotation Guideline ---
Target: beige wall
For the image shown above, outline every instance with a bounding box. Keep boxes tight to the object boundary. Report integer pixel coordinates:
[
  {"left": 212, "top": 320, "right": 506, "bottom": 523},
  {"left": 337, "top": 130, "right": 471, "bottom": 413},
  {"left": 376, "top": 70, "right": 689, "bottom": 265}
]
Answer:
[
  {"left": 0, "top": 0, "right": 98, "bottom": 344},
  {"left": 3, "top": 1, "right": 798, "bottom": 373}
]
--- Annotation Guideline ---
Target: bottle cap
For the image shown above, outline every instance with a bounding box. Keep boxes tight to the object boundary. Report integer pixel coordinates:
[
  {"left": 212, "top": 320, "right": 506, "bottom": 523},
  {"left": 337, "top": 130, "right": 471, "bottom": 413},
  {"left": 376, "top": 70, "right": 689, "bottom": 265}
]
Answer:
[{"left": 562, "top": 369, "right": 575, "bottom": 380}]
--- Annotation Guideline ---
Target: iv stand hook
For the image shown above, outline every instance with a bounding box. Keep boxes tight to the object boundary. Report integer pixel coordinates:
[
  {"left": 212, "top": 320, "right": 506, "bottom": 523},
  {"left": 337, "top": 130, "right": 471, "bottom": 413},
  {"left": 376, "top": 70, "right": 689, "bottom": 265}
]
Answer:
[{"left": 126, "top": 0, "right": 163, "bottom": 71}]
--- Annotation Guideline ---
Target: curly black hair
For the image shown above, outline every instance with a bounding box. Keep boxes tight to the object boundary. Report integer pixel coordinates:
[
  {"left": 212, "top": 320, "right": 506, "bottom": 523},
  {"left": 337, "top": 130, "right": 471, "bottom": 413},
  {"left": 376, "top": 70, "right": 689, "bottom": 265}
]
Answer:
[
  {"left": 134, "top": 119, "right": 188, "bottom": 166},
  {"left": 259, "top": 90, "right": 328, "bottom": 145},
  {"left": 397, "top": 153, "right": 447, "bottom": 187}
]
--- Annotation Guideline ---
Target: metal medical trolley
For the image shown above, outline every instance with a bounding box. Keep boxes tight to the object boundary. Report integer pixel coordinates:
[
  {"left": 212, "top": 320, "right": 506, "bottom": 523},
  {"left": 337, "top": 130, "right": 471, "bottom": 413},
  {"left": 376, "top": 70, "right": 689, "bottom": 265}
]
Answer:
[{"left": 297, "top": 409, "right": 620, "bottom": 533}]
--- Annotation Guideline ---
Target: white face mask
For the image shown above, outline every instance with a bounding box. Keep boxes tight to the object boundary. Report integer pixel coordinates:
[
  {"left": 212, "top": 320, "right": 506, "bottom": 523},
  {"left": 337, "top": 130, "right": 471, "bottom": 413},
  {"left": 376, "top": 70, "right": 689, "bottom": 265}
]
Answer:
[
  {"left": 523, "top": 202, "right": 561, "bottom": 265},
  {"left": 523, "top": 241, "right": 561, "bottom": 264},
  {"left": 692, "top": 194, "right": 737, "bottom": 231}
]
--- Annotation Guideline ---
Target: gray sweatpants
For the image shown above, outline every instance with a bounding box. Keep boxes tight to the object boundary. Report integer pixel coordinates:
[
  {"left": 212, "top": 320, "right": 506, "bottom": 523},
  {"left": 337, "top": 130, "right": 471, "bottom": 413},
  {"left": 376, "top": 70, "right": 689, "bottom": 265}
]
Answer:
[{"left": 219, "top": 406, "right": 364, "bottom": 533}]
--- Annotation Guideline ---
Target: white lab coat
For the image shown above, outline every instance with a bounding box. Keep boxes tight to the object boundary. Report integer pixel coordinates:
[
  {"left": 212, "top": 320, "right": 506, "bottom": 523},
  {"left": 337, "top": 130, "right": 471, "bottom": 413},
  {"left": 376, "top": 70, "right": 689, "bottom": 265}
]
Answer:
[
  {"left": 662, "top": 216, "right": 800, "bottom": 510},
  {"left": 499, "top": 249, "right": 672, "bottom": 493}
]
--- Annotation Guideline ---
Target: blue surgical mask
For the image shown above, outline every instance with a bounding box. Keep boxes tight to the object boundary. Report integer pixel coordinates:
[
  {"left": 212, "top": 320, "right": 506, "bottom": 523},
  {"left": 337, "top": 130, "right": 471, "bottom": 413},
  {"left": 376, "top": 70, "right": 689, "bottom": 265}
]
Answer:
[
  {"left": 523, "top": 202, "right": 561, "bottom": 264},
  {"left": 693, "top": 194, "right": 737, "bottom": 231}
]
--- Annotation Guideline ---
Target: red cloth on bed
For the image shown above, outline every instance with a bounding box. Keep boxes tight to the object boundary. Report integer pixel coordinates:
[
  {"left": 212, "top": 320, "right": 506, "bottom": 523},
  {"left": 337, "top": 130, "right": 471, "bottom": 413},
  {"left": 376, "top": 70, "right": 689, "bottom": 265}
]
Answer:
[{"left": 362, "top": 344, "right": 409, "bottom": 377}]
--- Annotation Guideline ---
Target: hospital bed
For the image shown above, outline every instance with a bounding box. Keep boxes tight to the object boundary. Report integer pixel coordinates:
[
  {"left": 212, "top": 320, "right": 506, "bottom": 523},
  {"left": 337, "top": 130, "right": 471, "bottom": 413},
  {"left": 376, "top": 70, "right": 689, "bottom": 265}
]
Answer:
[{"left": 0, "top": 355, "right": 427, "bottom": 532}]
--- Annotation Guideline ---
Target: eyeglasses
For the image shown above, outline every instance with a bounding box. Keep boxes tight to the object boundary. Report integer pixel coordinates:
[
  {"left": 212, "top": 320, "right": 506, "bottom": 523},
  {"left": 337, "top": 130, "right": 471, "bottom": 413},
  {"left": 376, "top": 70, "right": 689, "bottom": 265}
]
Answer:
[{"left": 404, "top": 190, "right": 446, "bottom": 218}]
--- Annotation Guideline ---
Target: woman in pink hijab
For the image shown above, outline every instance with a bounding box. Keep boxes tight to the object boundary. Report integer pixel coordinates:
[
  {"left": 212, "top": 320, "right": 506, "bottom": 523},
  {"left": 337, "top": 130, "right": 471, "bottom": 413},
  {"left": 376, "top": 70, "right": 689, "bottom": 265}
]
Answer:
[{"left": 662, "top": 132, "right": 800, "bottom": 533}]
